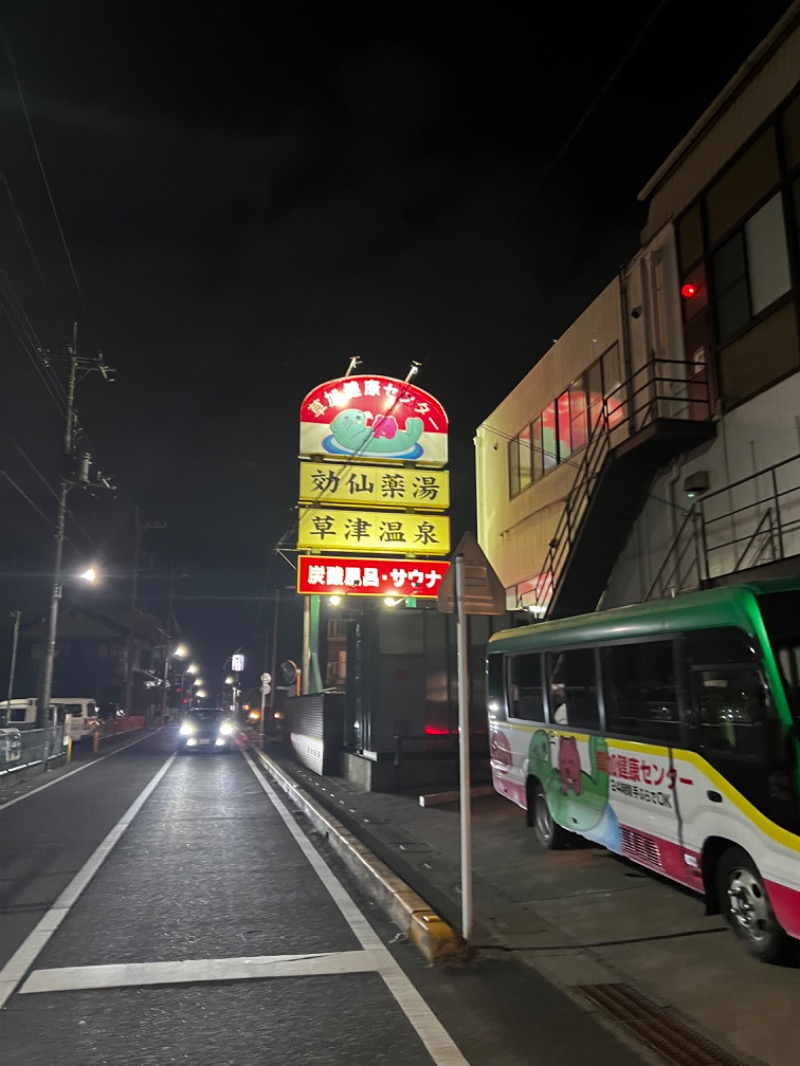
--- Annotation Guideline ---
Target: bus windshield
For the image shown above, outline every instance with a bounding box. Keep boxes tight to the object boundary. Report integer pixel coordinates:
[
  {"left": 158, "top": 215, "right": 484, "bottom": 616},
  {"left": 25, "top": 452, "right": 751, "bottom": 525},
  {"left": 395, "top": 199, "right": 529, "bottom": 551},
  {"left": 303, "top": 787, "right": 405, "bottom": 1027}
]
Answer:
[{"left": 758, "top": 590, "right": 800, "bottom": 728}]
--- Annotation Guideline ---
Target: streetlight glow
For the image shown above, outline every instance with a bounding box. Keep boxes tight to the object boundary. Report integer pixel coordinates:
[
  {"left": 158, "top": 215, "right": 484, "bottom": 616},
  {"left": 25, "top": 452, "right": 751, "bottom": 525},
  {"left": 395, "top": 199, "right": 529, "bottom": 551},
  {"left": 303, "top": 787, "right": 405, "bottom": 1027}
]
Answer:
[{"left": 79, "top": 566, "right": 99, "bottom": 583}]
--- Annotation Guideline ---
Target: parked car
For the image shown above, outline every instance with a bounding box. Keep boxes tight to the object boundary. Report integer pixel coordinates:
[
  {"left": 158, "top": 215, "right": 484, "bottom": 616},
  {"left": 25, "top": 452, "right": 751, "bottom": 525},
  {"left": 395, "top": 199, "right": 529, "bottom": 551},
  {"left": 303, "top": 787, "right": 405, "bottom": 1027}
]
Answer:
[{"left": 177, "top": 708, "right": 241, "bottom": 753}]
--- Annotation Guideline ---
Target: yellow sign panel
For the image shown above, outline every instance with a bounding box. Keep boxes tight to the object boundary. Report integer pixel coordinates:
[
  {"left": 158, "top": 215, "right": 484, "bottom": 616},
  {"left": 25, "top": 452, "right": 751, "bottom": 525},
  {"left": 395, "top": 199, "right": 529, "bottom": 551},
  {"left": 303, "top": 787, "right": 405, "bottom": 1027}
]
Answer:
[
  {"left": 298, "top": 462, "right": 449, "bottom": 511},
  {"left": 297, "top": 507, "right": 450, "bottom": 555}
]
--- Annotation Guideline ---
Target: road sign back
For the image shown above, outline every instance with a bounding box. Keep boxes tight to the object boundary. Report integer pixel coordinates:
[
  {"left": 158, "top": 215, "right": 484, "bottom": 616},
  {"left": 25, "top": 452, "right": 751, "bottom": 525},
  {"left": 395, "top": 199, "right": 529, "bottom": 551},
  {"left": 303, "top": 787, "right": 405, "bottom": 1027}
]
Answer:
[{"left": 437, "top": 531, "right": 506, "bottom": 615}]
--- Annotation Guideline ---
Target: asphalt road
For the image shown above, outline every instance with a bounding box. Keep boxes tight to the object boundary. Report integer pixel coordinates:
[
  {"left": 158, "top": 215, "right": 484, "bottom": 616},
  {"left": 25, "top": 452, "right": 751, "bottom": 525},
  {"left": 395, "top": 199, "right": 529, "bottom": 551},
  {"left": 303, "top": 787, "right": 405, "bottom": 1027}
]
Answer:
[{"left": 0, "top": 729, "right": 651, "bottom": 1066}]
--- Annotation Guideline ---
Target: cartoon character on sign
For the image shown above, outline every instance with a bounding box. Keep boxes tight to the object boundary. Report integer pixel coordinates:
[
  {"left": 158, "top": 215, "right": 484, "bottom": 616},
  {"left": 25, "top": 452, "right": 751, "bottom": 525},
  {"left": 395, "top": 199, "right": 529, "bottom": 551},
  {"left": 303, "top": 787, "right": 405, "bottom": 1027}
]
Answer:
[
  {"left": 330, "top": 409, "right": 423, "bottom": 457},
  {"left": 300, "top": 375, "right": 448, "bottom": 464}
]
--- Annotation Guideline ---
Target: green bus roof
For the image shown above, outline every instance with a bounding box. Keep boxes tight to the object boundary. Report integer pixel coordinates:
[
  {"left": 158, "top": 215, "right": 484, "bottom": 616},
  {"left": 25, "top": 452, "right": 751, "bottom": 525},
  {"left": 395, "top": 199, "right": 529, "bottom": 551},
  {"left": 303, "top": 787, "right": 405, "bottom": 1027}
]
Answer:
[{"left": 488, "top": 578, "right": 800, "bottom": 654}]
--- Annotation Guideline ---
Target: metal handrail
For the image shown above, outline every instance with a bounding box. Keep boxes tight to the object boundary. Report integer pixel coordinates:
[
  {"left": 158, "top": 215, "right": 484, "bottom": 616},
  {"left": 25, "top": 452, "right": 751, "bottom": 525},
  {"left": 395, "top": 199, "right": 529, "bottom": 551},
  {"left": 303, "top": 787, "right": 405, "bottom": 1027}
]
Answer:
[
  {"left": 645, "top": 509, "right": 698, "bottom": 601},
  {"left": 647, "top": 452, "right": 800, "bottom": 599},
  {"left": 534, "top": 356, "right": 710, "bottom": 612}
]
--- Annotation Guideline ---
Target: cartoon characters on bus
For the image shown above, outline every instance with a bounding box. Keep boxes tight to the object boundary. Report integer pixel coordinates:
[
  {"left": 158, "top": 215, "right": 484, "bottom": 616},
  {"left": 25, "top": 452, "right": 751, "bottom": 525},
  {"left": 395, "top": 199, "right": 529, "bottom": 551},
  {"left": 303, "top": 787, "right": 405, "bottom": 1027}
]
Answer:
[
  {"left": 557, "top": 735, "right": 582, "bottom": 795},
  {"left": 528, "top": 729, "right": 622, "bottom": 852}
]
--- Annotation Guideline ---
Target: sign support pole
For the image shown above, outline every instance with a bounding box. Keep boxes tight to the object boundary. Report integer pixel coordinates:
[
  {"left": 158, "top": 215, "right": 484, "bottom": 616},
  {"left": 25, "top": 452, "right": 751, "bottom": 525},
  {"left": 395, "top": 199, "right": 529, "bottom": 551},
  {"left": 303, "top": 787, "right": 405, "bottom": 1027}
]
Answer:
[{"left": 454, "top": 552, "right": 473, "bottom": 941}]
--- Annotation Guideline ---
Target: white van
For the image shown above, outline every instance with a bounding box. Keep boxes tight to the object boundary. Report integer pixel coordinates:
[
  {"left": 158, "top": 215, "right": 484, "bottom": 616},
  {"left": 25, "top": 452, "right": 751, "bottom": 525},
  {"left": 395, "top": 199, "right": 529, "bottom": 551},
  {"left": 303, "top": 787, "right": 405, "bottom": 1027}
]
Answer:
[{"left": 3, "top": 698, "right": 99, "bottom": 742}]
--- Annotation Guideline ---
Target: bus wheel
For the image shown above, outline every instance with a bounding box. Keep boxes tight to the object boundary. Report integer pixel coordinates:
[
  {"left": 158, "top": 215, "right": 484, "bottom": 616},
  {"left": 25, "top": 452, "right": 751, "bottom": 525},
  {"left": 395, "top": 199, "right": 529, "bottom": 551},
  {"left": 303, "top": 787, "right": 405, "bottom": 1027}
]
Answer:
[
  {"left": 716, "top": 847, "right": 790, "bottom": 963},
  {"left": 531, "top": 782, "right": 569, "bottom": 850}
]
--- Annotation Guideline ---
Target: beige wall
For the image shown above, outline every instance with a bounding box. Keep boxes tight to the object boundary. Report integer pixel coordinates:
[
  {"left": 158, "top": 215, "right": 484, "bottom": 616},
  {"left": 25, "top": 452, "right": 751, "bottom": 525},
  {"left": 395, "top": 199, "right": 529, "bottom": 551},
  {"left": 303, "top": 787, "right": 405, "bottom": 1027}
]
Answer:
[
  {"left": 642, "top": 13, "right": 800, "bottom": 240},
  {"left": 476, "top": 277, "right": 622, "bottom": 600},
  {"left": 475, "top": 224, "right": 685, "bottom": 606}
]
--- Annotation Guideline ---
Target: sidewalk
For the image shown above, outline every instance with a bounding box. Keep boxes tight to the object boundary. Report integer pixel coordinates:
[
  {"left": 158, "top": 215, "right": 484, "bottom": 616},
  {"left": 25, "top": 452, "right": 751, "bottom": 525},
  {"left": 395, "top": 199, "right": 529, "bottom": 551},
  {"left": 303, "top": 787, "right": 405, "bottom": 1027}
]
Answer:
[
  {"left": 257, "top": 742, "right": 612, "bottom": 959},
  {"left": 257, "top": 741, "right": 796, "bottom": 1066}
]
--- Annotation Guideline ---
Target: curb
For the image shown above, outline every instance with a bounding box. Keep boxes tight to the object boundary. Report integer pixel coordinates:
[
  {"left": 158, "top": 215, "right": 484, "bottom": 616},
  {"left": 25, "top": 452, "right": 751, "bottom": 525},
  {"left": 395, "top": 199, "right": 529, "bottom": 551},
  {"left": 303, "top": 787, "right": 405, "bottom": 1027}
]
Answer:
[{"left": 254, "top": 748, "right": 465, "bottom": 966}]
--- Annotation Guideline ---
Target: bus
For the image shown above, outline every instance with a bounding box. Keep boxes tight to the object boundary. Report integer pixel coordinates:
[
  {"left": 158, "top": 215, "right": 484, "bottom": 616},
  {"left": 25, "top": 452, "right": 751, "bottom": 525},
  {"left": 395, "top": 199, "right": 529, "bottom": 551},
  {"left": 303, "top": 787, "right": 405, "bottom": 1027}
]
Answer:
[
  {"left": 486, "top": 579, "right": 800, "bottom": 962},
  {"left": 2, "top": 698, "right": 99, "bottom": 742}
]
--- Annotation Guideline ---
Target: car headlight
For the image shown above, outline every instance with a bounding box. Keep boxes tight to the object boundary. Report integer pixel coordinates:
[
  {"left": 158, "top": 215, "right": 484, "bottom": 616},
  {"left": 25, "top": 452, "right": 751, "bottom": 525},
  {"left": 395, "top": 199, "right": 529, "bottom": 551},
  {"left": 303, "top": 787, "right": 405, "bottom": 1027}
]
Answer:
[
  {"left": 218, "top": 722, "right": 234, "bottom": 736},
  {"left": 179, "top": 723, "right": 194, "bottom": 736}
]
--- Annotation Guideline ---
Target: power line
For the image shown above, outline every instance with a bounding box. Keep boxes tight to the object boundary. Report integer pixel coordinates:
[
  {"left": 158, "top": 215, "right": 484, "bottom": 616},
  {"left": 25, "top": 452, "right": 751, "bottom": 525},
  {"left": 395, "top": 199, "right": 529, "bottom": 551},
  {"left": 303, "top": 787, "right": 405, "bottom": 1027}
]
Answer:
[
  {"left": 531, "top": 0, "right": 671, "bottom": 194},
  {"left": 4, "top": 430, "right": 59, "bottom": 501},
  {"left": 1, "top": 470, "right": 56, "bottom": 528},
  {"left": 0, "top": 301, "right": 66, "bottom": 417},
  {"left": 0, "top": 174, "right": 69, "bottom": 344},
  {"left": 3, "top": 31, "right": 103, "bottom": 355}
]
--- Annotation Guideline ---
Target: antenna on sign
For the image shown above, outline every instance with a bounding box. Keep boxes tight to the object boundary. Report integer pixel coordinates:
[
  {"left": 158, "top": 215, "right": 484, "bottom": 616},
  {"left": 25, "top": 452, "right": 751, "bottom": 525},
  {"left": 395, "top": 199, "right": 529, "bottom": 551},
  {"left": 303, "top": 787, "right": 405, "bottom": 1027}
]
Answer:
[
  {"left": 404, "top": 360, "right": 421, "bottom": 383},
  {"left": 345, "top": 355, "right": 362, "bottom": 377}
]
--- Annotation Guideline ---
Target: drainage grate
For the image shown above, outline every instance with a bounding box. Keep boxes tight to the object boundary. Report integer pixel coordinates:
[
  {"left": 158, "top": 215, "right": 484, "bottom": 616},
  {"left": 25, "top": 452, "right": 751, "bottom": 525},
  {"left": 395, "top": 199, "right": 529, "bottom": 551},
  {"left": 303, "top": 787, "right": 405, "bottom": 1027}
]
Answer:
[{"left": 575, "top": 983, "right": 748, "bottom": 1066}]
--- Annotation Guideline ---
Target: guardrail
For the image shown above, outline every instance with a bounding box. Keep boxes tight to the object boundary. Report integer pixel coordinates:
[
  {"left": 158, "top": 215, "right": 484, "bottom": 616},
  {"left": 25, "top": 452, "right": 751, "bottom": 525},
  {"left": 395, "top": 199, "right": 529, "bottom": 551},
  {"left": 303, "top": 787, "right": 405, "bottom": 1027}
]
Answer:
[{"left": 0, "top": 725, "right": 67, "bottom": 787}]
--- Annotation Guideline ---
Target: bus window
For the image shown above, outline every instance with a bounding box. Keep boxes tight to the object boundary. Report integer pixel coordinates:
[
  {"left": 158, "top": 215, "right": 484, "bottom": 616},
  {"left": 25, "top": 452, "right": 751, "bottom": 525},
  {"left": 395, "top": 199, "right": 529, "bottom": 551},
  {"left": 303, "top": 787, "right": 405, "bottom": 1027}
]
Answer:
[
  {"left": 690, "top": 665, "right": 766, "bottom": 757},
  {"left": 758, "top": 591, "right": 800, "bottom": 729},
  {"left": 546, "top": 648, "right": 599, "bottom": 729},
  {"left": 601, "top": 640, "right": 680, "bottom": 742},
  {"left": 508, "top": 653, "right": 545, "bottom": 722},
  {"left": 487, "top": 653, "right": 508, "bottom": 721},
  {"left": 685, "top": 627, "right": 759, "bottom": 665}
]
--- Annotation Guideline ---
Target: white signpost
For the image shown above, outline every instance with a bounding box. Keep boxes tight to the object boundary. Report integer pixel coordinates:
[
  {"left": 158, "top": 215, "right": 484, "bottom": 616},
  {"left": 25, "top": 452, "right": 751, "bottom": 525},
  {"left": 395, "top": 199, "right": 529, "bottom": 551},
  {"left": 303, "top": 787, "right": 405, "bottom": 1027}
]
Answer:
[
  {"left": 437, "top": 532, "right": 505, "bottom": 943},
  {"left": 260, "top": 672, "right": 271, "bottom": 729}
]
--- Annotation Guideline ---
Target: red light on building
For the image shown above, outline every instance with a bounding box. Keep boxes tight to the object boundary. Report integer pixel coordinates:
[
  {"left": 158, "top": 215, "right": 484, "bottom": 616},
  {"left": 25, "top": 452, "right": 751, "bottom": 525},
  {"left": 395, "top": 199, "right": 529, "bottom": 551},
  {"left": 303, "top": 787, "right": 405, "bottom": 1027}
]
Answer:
[{"left": 681, "top": 283, "right": 698, "bottom": 299}]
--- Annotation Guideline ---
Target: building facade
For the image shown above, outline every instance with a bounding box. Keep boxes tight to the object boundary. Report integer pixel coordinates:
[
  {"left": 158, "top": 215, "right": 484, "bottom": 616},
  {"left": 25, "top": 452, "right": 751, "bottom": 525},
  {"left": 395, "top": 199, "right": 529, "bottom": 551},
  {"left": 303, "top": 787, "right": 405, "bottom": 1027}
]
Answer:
[
  {"left": 13, "top": 607, "right": 167, "bottom": 720},
  {"left": 476, "top": 5, "right": 800, "bottom": 617}
]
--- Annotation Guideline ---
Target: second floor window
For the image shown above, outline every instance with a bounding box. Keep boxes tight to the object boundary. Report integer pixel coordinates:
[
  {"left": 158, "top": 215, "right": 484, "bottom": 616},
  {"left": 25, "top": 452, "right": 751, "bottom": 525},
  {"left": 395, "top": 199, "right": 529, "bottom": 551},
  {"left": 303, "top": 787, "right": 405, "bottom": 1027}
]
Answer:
[{"left": 712, "top": 192, "right": 791, "bottom": 343}]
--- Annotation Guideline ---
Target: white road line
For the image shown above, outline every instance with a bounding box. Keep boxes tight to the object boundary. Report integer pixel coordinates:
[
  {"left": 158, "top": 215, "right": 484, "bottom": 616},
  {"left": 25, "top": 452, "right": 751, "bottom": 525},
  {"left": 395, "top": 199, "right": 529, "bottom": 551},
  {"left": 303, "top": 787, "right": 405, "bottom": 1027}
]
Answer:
[
  {"left": 0, "top": 754, "right": 176, "bottom": 1010},
  {"left": 21, "top": 949, "right": 385, "bottom": 994},
  {"left": 0, "top": 728, "right": 160, "bottom": 813},
  {"left": 244, "top": 752, "right": 471, "bottom": 1066}
]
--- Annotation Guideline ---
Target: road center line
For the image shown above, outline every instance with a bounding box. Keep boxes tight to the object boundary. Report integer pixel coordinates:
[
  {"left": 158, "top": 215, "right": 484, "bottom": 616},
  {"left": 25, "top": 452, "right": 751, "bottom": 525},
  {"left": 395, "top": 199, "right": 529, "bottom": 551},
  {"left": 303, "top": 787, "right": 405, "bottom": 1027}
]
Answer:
[
  {"left": 244, "top": 752, "right": 470, "bottom": 1066},
  {"left": 0, "top": 753, "right": 176, "bottom": 1010},
  {"left": 21, "top": 949, "right": 385, "bottom": 994}
]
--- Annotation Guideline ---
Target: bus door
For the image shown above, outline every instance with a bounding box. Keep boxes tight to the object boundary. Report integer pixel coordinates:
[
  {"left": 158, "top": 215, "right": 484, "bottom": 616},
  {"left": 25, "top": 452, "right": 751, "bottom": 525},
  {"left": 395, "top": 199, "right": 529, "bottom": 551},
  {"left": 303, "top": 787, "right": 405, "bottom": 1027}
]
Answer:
[{"left": 599, "top": 640, "right": 684, "bottom": 865}]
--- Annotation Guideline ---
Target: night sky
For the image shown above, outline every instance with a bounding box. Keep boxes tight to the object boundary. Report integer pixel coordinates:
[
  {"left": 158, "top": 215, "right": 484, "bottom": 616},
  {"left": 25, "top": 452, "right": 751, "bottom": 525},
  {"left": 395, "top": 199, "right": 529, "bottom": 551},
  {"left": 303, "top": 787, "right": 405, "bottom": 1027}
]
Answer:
[{"left": 0, "top": 1, "right": 795, "bottom": 681}]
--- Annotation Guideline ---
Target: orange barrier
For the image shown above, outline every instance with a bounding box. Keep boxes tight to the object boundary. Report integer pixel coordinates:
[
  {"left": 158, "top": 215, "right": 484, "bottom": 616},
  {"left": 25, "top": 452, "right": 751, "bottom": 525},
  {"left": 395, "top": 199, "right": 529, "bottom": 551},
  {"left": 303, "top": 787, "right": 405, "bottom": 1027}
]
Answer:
[{"left": 92, "top": 716, "right": 147, "bottom": 753}]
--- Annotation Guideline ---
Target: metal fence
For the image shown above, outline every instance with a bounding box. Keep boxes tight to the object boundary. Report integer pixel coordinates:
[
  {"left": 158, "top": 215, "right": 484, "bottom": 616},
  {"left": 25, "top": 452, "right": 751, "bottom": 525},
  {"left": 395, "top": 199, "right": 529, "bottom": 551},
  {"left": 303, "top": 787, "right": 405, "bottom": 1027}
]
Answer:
[{"left": 0, "top": 725, "right": 66, "bottom": 787}]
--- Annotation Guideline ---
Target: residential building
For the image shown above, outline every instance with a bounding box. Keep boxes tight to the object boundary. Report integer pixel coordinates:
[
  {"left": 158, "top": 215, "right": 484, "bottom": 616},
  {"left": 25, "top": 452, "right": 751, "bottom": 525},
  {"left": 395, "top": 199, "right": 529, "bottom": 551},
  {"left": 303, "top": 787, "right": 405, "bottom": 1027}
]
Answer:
[{"left": 476, "top": 4, "right": 800, "bottom": 616}]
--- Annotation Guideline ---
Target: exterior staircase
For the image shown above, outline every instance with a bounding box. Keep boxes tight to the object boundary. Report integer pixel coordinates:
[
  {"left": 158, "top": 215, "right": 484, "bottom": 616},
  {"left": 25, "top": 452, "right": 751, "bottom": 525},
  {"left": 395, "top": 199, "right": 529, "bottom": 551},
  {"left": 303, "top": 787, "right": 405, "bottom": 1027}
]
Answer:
[{"left": 532, "top": 356, "right": 714, "bottom": 619}]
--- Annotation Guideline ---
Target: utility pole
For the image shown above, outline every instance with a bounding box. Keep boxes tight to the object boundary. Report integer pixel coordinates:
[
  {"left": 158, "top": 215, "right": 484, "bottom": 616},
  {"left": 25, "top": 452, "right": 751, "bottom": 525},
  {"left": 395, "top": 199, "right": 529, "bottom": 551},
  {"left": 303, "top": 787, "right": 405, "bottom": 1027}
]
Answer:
[
  {"left": 5, "top": 609, "right": 21, "bottom": 722},
  {"left": 124, "top": 508, "right": 165, "bottom": 719},
  {"left": 36, "top": 326, "right": 115, "bottom": 762}
]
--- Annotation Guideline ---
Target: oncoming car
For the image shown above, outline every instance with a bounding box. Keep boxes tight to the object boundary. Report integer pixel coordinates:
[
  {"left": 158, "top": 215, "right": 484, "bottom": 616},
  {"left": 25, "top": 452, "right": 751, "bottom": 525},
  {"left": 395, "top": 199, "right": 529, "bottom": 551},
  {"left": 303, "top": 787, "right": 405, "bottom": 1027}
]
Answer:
[{"left": 177, "top": 708, "right": 240, "bottom": 753}]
